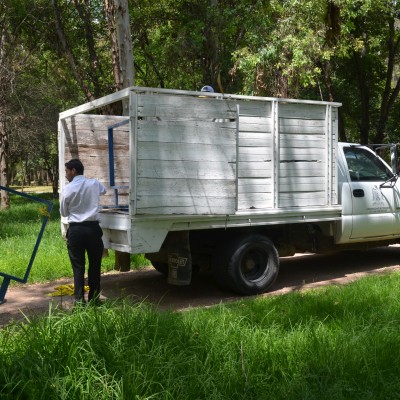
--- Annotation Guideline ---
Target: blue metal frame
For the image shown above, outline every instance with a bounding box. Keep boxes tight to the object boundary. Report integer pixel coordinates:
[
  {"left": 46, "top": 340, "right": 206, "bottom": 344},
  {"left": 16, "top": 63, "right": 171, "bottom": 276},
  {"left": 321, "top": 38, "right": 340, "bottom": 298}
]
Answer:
[
  {"left": 107, "top": 119, "right": 130, "bottom": 209},
  {"left": 0, "top": 186, "right": 53, "bottom": 305}
]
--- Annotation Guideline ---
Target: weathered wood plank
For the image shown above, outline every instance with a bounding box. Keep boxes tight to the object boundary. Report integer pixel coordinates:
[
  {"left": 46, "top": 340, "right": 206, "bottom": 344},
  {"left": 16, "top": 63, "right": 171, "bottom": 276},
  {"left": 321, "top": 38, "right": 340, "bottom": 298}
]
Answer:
[
  {"left": 278, "top": 118, "right": 325, "bottom": 134},
  {"left": 136, "top": 195, "right": 236, "bottom": 215},
  {"left": 239, "top": 131, "right": 273, "bottom": 147},
  {"left": 138, "top": 120, "right": 236, "bottom": 144},
  {"left": 237, "top": 101, "right": 272, "bottom": 117},
  {"left": 279, "top": 135, "right": 326, "bottom": 148},
  {"left": 279, "top": 148, "right": 326, "bottom": 160},
  {"left": 279, "top": 162, "right": 325, "bottom": 177},
  {"left": 138, "top": 94, "right": 237, "bottom": 119},
  {"left": 238, "top": 193, "right": 272, "bottom": 209},
  {"left": 238, "top": 161, "right": 272, "bottom": 178},
  {"left": 239, "top": 133, "right": 326, "bottom": 148},
  {"left": 278, "top": 192, "right": 327, "bottom": 207},
  {"left": 278, "top": 103, "right": 327, "bottom": 119},
  {"left": 137, "top": 160, "right": 236, "bottom": 180},
  {"left": 137, "top": 178, "right": 235, "bottom": 197},
  {"left": 238, "top": 147, "right": 326, "bottom": 162},
  {"left": 138, "top": 142, "right": 236, "bottom": 162},
  {"left": 238, "top": 116, "right": 272, "bottom": 132},
  {"left": 279, "top": 183, "right": 325, "bottom": 193},
  {"left": 64, "top": 114, "right": 128, "bottom": 129},
  {"left": 238, "top": 178, "right": 326, "bottom": 193},
  {"left": 238, "top": 178, "right": 272, "bottom": 192}
]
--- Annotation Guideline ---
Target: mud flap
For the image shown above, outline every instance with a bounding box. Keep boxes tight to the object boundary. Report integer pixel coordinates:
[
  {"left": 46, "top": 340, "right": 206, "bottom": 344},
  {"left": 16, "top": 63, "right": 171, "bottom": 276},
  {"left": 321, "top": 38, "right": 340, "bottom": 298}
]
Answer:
[{"left": 167, "top": 231, "right": 192, "bottom": 286}]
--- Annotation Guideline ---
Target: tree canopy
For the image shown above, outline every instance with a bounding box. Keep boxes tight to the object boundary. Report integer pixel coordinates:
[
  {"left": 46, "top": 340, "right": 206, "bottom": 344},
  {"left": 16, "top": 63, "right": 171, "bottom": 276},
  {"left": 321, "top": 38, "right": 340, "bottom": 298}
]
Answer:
[{"left": 1, "top": 0, "right": 400, "bottom": 202}]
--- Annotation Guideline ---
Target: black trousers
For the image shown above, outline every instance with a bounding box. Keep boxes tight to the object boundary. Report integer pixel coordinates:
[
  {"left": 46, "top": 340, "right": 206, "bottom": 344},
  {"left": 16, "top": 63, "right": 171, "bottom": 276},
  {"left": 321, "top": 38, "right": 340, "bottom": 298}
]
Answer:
[{"left": 67, "top": 221, "right": 104, "bottom": 302}]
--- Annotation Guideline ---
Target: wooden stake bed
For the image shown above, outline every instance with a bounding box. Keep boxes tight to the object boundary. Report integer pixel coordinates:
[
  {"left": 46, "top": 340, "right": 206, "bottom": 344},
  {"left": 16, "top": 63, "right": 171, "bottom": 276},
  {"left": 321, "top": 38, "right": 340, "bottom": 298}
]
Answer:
[{"left": 58, "top": 87, "right": 342, "bottom": 254}]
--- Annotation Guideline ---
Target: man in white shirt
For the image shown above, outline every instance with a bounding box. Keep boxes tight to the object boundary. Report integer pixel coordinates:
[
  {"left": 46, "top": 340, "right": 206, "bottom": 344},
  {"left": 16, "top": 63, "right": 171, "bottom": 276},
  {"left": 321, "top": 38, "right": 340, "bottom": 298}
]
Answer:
[{"left": 60, "top": 159, "right": 107, "bottom": 305}]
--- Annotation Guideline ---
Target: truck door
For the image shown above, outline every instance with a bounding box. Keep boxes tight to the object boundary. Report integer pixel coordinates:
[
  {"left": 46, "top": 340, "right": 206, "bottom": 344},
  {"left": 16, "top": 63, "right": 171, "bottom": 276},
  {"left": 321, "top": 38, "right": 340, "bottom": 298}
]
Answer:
[{"left": 342, "top": 145, "right": 400, "bottom": 238}]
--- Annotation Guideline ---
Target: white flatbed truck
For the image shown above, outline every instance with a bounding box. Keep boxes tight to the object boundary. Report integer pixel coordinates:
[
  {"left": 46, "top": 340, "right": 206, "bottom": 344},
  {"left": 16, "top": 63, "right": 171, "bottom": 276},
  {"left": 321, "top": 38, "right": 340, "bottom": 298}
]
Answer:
[{"left": 58, "top": 87, "right": 400, "bottom": 295}]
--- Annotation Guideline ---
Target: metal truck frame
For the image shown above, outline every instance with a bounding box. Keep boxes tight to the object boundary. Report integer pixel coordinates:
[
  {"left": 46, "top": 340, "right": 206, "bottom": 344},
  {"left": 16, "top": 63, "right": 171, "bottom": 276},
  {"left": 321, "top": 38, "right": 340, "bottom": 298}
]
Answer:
[{"left": 59, "top": 87, "right": 344, "bottom": 295}]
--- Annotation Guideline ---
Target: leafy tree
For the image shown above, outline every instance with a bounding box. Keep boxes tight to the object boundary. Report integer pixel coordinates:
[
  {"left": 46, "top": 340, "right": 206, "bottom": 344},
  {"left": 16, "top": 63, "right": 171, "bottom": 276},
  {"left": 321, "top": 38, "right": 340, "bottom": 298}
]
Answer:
[
  {"left": 0, "top": 0, "right": 38, "bottom": 207},
  {"left": 229, "top": 0, "right": 400, "bottom": 144}
]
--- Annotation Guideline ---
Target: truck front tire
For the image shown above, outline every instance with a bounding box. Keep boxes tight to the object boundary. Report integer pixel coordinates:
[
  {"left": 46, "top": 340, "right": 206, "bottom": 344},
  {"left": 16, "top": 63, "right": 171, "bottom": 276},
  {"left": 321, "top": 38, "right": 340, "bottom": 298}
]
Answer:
[{"left": 214, "top": 234, "right": 279, "bottom": 295}]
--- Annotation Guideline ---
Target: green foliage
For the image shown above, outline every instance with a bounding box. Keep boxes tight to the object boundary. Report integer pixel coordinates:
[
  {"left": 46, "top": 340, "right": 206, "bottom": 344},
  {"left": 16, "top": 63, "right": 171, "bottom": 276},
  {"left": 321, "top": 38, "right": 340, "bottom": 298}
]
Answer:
[
  {"left": 1, "top": 272, "right": 400, "bottom": 398},
  {"left": 3, "top": 0, "right": 400, "bottom": 179},
  {"left": 0, "top": 193, "right": 148, "bottom": 284}
]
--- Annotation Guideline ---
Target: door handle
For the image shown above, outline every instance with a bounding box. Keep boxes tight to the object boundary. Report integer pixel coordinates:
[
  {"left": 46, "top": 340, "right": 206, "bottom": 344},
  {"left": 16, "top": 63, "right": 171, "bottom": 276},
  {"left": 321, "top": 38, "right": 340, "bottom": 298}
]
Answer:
[{"left": 353, "top": 189, "right": 364, "bottom": 197}]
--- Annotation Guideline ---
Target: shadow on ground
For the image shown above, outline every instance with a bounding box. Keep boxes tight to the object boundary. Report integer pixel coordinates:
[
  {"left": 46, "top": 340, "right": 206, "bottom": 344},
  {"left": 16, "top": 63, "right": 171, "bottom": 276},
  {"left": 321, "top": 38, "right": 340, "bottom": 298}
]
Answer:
[{"left": 1, "top": 246, "right": 400, "bottom": 326}]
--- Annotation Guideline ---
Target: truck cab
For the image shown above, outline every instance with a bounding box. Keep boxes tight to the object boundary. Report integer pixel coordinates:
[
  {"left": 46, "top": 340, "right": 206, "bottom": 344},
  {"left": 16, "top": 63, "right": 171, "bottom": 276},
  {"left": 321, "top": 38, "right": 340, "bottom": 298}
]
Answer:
[{"left": 337, "top": 143, "right": 400, "bottom": 243}]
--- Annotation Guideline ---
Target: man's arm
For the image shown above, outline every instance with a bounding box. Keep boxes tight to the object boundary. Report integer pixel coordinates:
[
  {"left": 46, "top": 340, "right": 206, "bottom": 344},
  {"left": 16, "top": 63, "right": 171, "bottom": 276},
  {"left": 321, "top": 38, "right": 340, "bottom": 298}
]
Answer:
[
  {"left": 59, "top": 191, "right": 69, "bottom": 218},
  {"left": 99, "top": 182, "right": 107, "bottom": 196}
]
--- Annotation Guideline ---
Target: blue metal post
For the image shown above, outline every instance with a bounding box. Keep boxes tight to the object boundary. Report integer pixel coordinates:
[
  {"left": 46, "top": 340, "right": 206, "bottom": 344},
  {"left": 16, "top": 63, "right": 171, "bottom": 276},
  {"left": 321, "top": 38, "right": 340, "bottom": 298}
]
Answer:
[
  {"left": 107, "top": 119, "right": 130, "bottom": 209},
  {"left": 0, "top": 185, "right": 53, "bottom": 305}
]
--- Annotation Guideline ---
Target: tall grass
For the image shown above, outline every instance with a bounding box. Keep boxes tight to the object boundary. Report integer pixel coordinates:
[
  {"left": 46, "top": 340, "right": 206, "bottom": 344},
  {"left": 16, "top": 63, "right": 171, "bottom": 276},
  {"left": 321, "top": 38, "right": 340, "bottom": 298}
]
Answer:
[
  {"left": 0, "top": 193, "right": 149, "bottom": 284},
  {"left": 1, "top": 271, "right": 400, "bottom": 399},
  {"left": 2, "top": 190, "right": 400, "bottom": 399}
]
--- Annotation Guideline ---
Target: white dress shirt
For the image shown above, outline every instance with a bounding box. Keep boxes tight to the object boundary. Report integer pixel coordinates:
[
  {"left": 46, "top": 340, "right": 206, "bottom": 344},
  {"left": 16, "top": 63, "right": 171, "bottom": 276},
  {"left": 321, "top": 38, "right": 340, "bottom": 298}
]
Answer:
[{"left": 60, "top": 175, "right": 107, "bottom": 223}]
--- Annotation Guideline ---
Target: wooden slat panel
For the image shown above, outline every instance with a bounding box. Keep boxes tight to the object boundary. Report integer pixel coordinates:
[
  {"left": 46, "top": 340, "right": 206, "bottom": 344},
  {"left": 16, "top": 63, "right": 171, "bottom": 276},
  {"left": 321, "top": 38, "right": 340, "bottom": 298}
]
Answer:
[
  {"left": 65, "top": 114, "right": 128, "bottom": 129},
  {"left": 137, "top": 142, "right": 236, "bottom": 162},
  {"left": 138, "top": 94, "right": 236, "bottom": 119},
  {"left": 238, "top": 147, "right": 272, "bottom": 162},
  {"left": 238, "top": 147, "right": 325, "bottom": 162},
  {"left": 138, "top": 160, "right": 236, "bottom": 180},
  {"left": 63, "top": 115, "right": 130, "bottom": 205},
  {"left": 238, "top": 178, "right": 272, "bottom": 193},
  {"left": 237, "top": 101, "right": 271, "bottom": 117},
  {"left": 279, "top": 119, "right": 325, "bottom": 134},
  {"left": 237, "top": 161, "right": 272, "bottom": 178},
  {"left": 278, "top": 177, "right": 325, "bottom": 192},
  {"left": 279, "top": 162, "right": 325, "bottom": 177},
  {"left": 279, "top": 135, "right": 325, "bottom": 148},
  {"left": 278, "top": 192, "right": 327, "bottom": 207},
  {"left": 137, "top": 178, "right": 235, "bottom": 197},
  {"left": 238, "top": 193, "right": 272, "bottom": 209},
  {"left": 279, "top": 148, "right": 326, "bottom": 160},
  {"left": 239, "top": 132, "right": 273, "bottom": 147},
  {"left": 278, "top": 103, "right": 326, "bottom": 119},
  {"left": 138, "top": 120, "right": 236, "bottom": 144},
  {"left": 136, "top": 196, "right": 235, "bottom": 215},
  {"left": 136, "top": 93, "right": 237, "bottom": 215},
  {"left": 239, "top": 117, "right": 272, "bottom": 132}
]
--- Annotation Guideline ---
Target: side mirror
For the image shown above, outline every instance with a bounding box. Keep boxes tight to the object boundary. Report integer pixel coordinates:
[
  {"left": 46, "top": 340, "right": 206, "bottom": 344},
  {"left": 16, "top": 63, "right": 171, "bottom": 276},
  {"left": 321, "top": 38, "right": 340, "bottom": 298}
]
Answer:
[
  {"left": 390, "top": 144, "right": 398, "bottom": 175},
  {"left": 372, "top": 143, "right": 398, "bottom": 175}
]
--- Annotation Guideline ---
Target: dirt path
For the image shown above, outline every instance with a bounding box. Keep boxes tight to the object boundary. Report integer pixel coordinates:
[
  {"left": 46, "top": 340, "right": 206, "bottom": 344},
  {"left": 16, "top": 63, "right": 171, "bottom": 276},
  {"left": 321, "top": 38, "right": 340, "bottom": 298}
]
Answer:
[{"left": 1, "top": 246, "right": 400, "bottom": 327}]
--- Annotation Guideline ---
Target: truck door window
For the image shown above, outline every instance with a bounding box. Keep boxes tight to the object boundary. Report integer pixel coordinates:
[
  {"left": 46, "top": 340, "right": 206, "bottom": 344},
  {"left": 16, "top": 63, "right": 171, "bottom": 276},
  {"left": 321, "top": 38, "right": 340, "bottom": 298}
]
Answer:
[{"left": 344, "top": 147, "right": 393, "bottom": 182}]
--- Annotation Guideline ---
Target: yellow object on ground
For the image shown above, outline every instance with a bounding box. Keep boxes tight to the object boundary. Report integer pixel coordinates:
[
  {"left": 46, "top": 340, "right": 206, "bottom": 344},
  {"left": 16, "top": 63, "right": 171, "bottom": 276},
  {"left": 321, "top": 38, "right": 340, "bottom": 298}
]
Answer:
[{"left": 48, "top": 284, "right": 89, "bottom": 296}]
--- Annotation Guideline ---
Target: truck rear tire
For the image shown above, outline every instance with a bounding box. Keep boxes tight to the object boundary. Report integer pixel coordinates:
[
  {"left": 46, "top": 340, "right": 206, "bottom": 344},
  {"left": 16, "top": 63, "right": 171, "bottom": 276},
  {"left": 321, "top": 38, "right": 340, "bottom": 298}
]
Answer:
[{"left": 214, "top": 234, "right": 279, "bottom": 295}]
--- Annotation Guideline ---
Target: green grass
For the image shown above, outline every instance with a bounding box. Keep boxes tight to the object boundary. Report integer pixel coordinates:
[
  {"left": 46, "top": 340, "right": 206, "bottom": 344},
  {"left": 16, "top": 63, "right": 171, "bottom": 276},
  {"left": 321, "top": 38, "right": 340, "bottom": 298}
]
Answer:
[
  {"left": 1, "top": 272, "right": 400, "bottom": 399},
  {"left": 0, "top": 192, "right": 149, "bottom": 284},
  {"left": 2, "top": 190, "right": 400, "bottom": 399}
]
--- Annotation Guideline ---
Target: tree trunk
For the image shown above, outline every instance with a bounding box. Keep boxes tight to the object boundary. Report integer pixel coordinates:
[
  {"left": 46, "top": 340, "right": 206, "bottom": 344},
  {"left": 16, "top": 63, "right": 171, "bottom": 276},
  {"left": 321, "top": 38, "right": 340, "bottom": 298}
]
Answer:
[
  {"left": 0, "top": 23, "right": 9, "bottom": 208},
  {"left": 104, "top": 0, "right": 134, "bottom": 271},
  {"left": 374, "top": 17, "right": 400, "bottom": 144},
  {"left": 0, "top": 115, "right": 9, "bottom": 209},
  {"left": 115, "top": 0, "right": 134, "bottom": 90},
  {"left": 354, "top": 50, "right": 370, "bottom": 145},
  {"left": 52, "top": 0, "right": 95, "bottom": 101}
]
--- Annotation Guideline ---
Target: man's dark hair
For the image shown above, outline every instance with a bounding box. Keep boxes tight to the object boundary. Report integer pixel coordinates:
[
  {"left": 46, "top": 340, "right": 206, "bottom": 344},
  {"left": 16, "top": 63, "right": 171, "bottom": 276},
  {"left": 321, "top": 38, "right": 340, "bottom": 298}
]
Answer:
[{"left": 65, "top": 159, "right": 84, "bottom": 175}]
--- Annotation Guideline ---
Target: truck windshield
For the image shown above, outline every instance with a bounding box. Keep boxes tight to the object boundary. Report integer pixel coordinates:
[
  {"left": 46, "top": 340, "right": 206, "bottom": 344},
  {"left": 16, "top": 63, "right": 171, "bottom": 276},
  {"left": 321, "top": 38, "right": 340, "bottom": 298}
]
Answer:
[{"left": 344, "top": 147, "right": 394, "bottom": 182}]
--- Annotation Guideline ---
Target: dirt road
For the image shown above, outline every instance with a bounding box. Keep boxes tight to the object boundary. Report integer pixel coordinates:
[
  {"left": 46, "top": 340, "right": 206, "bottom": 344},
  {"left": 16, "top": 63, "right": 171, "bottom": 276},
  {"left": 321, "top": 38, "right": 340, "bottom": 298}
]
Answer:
[{"left": 1, "top": 246, "right": 400, "bottom": 327}]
